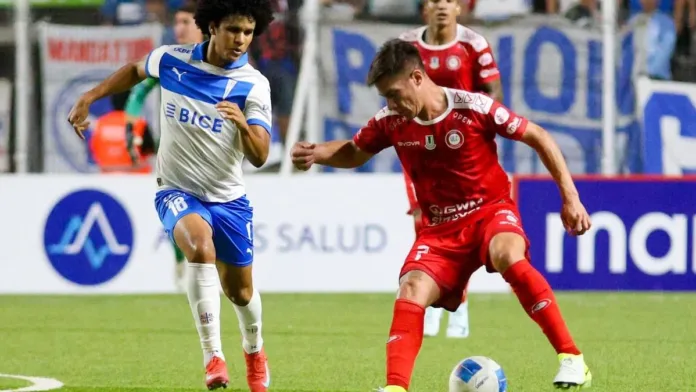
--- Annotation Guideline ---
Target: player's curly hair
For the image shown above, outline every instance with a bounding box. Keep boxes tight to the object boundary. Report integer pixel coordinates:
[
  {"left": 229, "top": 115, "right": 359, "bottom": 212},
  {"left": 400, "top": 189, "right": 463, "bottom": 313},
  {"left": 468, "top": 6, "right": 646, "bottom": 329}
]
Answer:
[
  {"left": 194, "top": 0, "right": 274, "bottom": 37},
  {"left": 367, "top": 39, "right": 425, "bottom": 86}
]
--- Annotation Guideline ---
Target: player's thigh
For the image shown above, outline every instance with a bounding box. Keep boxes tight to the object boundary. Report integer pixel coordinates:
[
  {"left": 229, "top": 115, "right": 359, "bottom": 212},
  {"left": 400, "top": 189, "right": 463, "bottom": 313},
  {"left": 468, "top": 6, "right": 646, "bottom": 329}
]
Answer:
[
  {"left": 478, "top": 207, "right": 530, "bottom": 274},
  {"left": 155, "top": 189, "right": 215, "bottom": 263},
  {"left": 400, "top": 237, "right": 472, "bottom": 310}
]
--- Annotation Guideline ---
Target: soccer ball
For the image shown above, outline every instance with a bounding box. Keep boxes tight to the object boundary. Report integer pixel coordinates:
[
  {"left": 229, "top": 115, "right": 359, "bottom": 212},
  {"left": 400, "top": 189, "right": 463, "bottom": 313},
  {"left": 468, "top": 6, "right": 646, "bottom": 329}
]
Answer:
[{"left": 448, "top": 356, "right": 508, "bottom": 392}]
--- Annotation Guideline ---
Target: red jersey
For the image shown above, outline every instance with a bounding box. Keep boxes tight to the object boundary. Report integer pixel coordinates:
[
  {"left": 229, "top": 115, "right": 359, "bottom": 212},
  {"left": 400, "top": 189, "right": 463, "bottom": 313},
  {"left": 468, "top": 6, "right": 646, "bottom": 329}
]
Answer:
[
  {"left": 399, "top": 25, "right": 500, "bottom": 93},
  {"left": 399, "top": 25, "right": 501, "bottom": 214},
  {"left": 354, "top": 88, "right": 527, "bottom": 228}
]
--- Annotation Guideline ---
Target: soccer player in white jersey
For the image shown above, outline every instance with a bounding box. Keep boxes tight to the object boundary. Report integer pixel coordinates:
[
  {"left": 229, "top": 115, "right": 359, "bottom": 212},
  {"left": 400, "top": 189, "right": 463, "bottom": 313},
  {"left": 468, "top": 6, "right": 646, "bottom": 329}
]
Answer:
[{"left": 67, "top": 0, "right": 275, "bottom": 390}]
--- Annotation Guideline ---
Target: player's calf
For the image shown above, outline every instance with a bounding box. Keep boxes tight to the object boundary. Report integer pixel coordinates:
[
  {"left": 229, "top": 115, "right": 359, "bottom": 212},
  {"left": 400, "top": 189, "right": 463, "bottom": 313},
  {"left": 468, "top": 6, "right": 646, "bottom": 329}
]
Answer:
[
  {"left": 171, "top": 214, "right": 227, "bottom": 388},
  {"left": 489, "top": 233, "right": 587, "bottom": 386},
  {"left": 218, "top": 263, "right": 269, "bottom": 391},
  {"left": 384, "top": 271, "right": 439, "bottom": 390}
]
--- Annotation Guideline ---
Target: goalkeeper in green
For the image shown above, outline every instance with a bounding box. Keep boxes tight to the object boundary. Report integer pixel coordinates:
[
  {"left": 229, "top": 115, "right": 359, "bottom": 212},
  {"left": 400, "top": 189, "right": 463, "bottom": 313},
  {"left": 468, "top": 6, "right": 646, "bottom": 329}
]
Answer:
[{"left": 125, "top": 1, "right": 203, "bottom": 290}]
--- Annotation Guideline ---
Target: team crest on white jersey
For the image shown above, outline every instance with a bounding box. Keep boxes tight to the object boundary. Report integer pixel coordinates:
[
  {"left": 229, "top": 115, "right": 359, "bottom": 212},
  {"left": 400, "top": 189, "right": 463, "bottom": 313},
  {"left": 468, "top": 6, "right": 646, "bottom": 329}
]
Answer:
[{"left": 446, "top": 130, "right": 464, "bottom": 149}]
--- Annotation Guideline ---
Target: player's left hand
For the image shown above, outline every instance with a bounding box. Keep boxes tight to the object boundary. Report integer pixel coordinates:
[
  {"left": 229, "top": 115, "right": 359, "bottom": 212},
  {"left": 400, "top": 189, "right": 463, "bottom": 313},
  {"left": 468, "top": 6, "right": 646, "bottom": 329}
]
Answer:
[
  {"left": 216, "top": 101, "right": 247, "bottom": 129},
  {"left": 560, "top": 197, "right": 591, "bottom": 236},
  {"left": 67, "top": 96, "right": 92, "bottom": 140}
]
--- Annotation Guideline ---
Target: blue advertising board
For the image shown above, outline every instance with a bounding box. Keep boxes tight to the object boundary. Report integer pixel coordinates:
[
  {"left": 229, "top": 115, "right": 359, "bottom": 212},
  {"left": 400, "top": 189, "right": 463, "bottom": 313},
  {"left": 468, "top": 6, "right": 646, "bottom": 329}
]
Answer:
[{"left": 515, "top": 177, "right": 696, "bottom": 290}]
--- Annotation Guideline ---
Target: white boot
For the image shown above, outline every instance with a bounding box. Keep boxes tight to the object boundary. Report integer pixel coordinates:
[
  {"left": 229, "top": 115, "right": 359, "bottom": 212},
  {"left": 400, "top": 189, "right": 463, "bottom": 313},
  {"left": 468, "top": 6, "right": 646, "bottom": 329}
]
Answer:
[
  {"left": 446, "top": 300, "right": 470, "bottom": 338},
  {"left": 423, "top": 307, "right": 444, "bottom": 337}
]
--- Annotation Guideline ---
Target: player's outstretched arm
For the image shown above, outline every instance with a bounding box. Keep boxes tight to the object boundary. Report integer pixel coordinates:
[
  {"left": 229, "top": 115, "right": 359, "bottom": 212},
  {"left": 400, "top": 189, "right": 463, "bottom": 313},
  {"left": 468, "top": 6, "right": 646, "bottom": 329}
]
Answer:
[
  {"left": 67, "top": 58, "right": 148, "bottom": 139},
  {"left": 84, "top": 59, "right": 148, "bottom": 107},
  {"left": 290, "top": 140, "right": 374, "bottom": 171},
  {"left": 520, "top": 122, "right": 592, "bottom": 236}
]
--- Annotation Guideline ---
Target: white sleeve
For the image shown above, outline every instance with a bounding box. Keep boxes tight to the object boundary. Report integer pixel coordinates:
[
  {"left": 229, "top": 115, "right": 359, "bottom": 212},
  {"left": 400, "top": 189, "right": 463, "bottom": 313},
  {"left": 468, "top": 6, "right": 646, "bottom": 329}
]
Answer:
[
  {"left": 145, "top": 45, "right": 169, "bottom": 79},
  {"left": 244, "top": 80, "right": 273, "bottom": 134}
]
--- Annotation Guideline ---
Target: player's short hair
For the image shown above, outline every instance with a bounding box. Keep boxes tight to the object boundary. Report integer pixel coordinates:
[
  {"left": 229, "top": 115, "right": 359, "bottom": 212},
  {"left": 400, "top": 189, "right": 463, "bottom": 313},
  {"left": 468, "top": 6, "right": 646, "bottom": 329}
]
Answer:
[
  {"left": 366, "top": 39, "right": 425, "bottom": 86},
  {"left": 176, "top": 1, "right": 196, "bottom": 15},
  {"left": 194, "top": 0, "right": 274, "bottom": 37}
]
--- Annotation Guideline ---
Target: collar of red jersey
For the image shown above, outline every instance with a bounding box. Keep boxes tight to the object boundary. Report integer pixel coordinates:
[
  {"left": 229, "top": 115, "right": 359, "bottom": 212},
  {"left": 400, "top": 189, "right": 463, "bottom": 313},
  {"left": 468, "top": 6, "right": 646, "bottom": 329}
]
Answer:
[{"left": 413, "top": 87, "right": 454, "bottom": 126}]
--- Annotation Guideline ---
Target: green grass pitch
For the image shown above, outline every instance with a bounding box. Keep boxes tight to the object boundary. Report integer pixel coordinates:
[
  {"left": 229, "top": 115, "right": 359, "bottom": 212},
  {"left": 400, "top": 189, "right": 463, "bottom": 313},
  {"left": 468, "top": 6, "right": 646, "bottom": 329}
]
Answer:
[{"left": 1, "top": 293, "right": 695, "bottom": 391}]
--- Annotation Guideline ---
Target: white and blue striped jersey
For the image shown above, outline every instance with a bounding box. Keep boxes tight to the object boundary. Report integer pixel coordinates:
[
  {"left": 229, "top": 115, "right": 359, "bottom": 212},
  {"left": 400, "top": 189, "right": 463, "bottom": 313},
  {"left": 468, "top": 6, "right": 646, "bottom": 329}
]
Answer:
[{"left": 145, "top": 43, "right": 273, "bottom": 202}]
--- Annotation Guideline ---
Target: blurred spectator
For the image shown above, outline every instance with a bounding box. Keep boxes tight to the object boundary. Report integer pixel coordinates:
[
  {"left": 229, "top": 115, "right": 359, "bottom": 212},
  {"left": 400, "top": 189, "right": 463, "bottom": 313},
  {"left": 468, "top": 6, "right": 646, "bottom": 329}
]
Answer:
[
  {"left": 317, "top": 0, "right": 364, "bottom": 21},
  {"left": 100, "top": 0, "right": 147, "bottom": 25},
  {"left": 562, "top": 0, "right": 600, "bottom": 28},
  {"left": 628, "top": 0, "right": 677, "bottom": 80},
  {"left": 360, "top": 0, "right": 422, "bottom": 19},
  {"left": 471, "top": 0, "right": 539, "bottom": 21},
  {"left": 101, "top": 0, "right": 183, "bottom": 26},
  {"left": 251, "top": 0, "right": 302, "bottom": 145}
]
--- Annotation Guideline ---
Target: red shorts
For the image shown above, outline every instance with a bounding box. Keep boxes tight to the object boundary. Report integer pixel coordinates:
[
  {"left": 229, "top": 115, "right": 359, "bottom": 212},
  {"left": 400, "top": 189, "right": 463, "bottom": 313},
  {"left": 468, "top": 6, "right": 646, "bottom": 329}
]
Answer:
[{"left": 400, "top": 201, "right": 529, "bottom": 311}]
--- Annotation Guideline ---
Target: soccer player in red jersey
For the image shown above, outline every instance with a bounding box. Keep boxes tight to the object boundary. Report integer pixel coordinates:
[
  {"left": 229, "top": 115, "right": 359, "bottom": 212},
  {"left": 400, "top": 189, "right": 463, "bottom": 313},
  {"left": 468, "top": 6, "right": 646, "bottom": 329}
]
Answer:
[
  {"left": 290, "top": 39, "right": 593, "bottom": 391},
  {"left": 399, "top": 0, "right": 504, "bottom": 338}
]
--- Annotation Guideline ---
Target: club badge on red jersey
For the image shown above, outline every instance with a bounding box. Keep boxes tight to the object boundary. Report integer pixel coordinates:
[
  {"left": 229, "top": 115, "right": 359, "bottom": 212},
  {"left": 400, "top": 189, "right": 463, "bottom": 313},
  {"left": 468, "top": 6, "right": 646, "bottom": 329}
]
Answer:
[
  {"left": 446, "top": 129, "right": 464, "bottom": 149},
  {"left": 425, "top": 134, "right": 437, "bottom": 150}
]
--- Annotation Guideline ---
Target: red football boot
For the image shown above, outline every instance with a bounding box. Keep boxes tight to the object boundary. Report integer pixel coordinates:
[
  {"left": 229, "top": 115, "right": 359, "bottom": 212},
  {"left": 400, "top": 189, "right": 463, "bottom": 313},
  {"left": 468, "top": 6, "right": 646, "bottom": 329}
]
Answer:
[
  {"left": 205, "top": 356, "right": 229, "bottom": 390},
  {"left": 244, "top": 348, "right": 270, "bottom": 392}
]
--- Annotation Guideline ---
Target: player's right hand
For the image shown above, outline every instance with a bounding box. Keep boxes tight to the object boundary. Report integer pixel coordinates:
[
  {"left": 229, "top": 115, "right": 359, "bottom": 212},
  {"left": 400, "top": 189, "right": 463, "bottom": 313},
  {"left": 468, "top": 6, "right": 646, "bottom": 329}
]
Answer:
[
  {"left": 561, "top": 198, "right": 592, "bottom": 236},
  {"left": 290, "top": 141, "right": 316, "bottom": 171},
  {"left": 67, "top": 95, "right": 91, "bottom": 140}
]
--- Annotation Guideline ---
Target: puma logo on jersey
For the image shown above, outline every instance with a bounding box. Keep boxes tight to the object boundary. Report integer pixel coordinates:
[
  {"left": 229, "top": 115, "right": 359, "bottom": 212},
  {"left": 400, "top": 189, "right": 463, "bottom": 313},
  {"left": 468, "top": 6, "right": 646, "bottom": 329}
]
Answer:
[{"left": 172, "top": 67, "right": 187, "bottom": 81}]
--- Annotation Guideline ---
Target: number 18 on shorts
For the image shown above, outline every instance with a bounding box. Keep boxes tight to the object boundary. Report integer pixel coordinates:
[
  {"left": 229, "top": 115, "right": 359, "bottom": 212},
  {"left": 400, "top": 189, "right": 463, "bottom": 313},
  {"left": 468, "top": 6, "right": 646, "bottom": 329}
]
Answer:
[{"left": 155, "top": 189, "right": 255, "bottom": 266}]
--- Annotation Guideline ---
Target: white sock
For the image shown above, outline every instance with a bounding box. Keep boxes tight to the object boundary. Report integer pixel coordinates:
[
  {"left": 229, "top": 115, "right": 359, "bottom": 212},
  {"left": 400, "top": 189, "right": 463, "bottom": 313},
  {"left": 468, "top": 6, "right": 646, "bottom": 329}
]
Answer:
[
  {"left": 186, "top": 263, "right": 224, "bottom": 365},
  {"left": 233, "top": 288, "right": 264, "bottom": 354}
]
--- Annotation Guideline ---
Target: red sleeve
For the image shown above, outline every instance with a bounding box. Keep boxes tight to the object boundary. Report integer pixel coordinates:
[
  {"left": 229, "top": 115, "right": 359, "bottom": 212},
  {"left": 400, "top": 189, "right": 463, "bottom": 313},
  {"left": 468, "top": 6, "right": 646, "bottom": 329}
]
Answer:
[
  {"left": 402, "top": 167, "right": 419, "bottom": 214},
  {"left": 472, "top": 40, "right": 500, "bottom": 88},
  {"left": 352, "top": 114, "right": 392, "bottom": 154},
  {"left": 471, "top": 93, "right": 528, "bottom": 140}
]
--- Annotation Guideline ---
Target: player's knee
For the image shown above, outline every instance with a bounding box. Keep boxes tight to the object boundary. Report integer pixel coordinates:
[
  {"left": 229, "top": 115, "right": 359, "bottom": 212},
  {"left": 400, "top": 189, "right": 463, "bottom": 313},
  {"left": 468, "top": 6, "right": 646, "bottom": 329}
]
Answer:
[
  {"left": 488, "top": 233, "right": 526, "bottom": 273},
  {"left": 183, "top": 235, "right": 215, "bottom": 263},
  {"left": 173, "top": 216, "right": 215, "bottom": 263},
  {"left": 223, "top": 285, "right": 253, "bottom": 306},
  {"left": 397, "top": 271, "right": 439, "bottom": 307}
]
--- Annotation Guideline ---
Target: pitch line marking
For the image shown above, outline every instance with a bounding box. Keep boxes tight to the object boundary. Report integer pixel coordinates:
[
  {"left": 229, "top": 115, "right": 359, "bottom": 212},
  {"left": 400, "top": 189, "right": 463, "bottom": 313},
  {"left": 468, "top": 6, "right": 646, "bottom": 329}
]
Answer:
[{"left": 0, "top": 374, "right": 63, "bottom": 392}]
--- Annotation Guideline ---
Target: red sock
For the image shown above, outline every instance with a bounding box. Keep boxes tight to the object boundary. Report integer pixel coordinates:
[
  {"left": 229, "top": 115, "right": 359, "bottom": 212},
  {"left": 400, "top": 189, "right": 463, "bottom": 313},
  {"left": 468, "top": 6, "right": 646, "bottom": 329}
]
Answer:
[
  {"left": 502, "top": 260, "right": 581, "bottom": 355},
  {"left": 386, "top": 299, "right": 425, "bottom": 389}
]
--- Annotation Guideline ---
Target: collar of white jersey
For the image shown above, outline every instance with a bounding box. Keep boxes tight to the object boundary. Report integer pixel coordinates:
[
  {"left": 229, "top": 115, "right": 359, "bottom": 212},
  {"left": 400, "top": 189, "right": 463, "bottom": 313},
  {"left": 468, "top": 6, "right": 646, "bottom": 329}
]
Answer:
[{"left": 192, "top": 41, "right": 249, "bottom": 70}]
